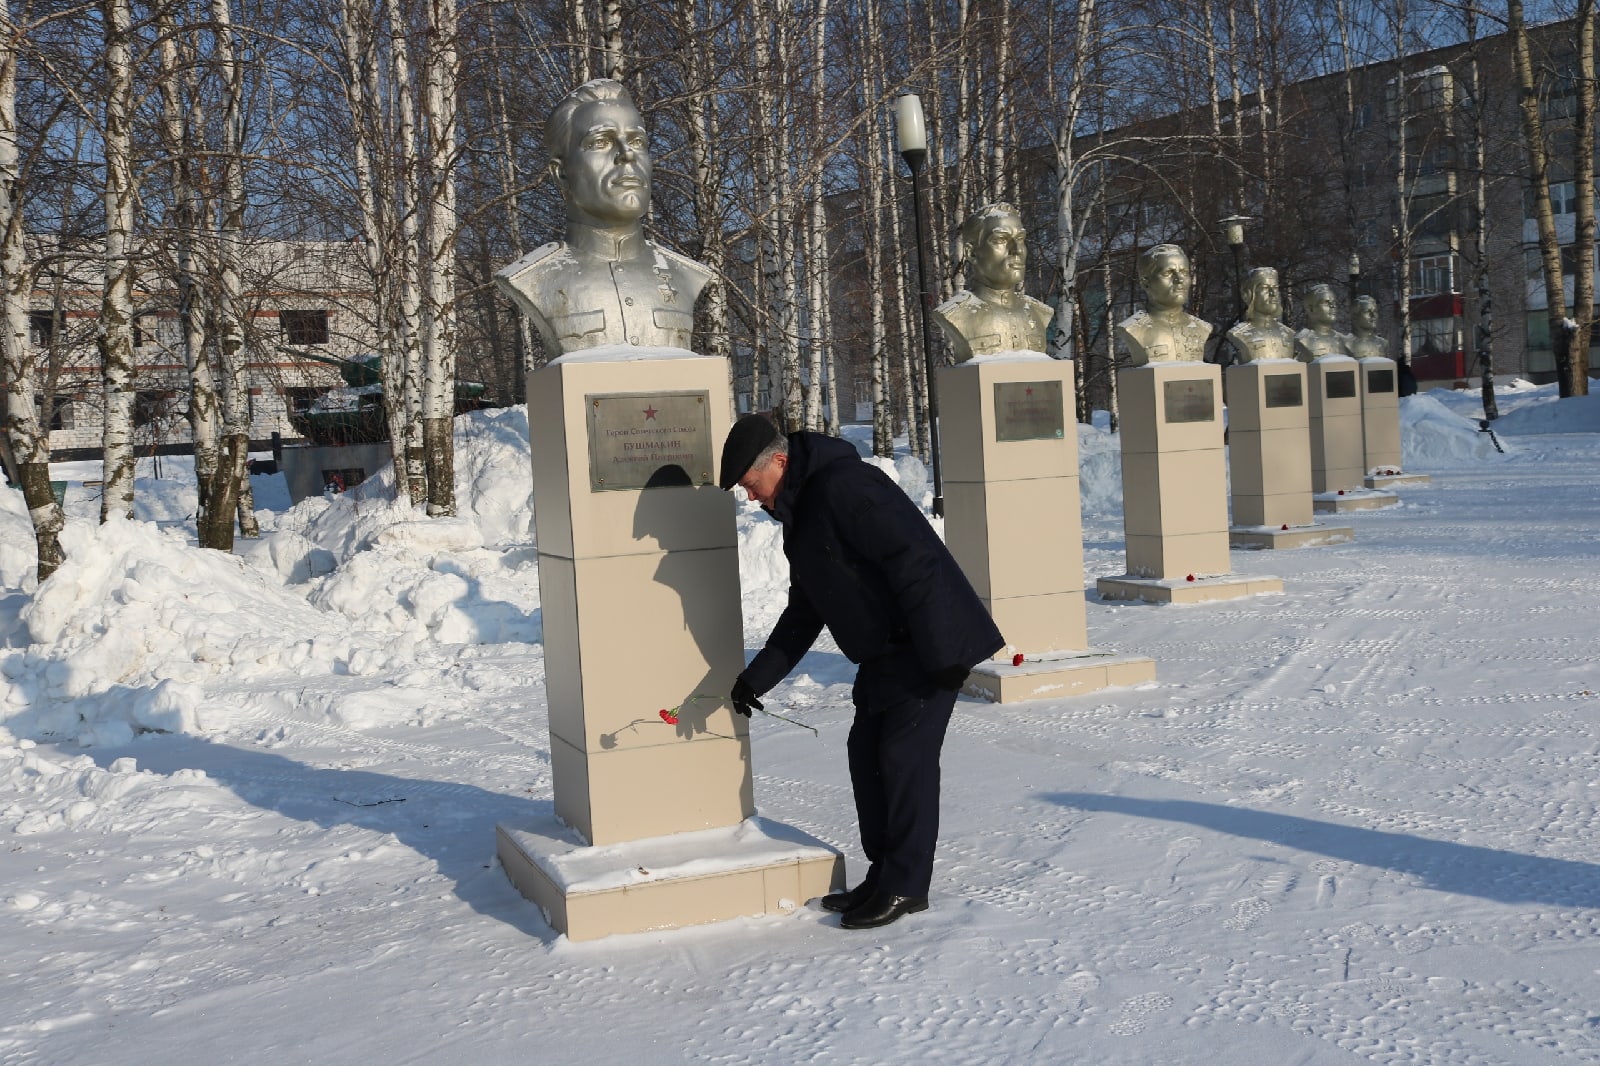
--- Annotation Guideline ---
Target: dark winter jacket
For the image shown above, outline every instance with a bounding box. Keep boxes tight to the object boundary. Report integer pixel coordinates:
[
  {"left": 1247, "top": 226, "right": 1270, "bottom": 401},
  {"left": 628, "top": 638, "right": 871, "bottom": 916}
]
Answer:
[{"left": 740, "top": 432, "right": 1004, "bottom": 695}]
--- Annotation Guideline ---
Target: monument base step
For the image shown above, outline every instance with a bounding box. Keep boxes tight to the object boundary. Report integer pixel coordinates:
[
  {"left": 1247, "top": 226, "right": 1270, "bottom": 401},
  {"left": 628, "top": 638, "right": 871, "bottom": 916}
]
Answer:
[
  {"left": 1364, "top": 472, "right": 1432, "bottom": 490},
  {"left": 1313, "top": 488, "right": 1399, "bottom": 512},
  {"left": 963, "top": 649, "right": 1157, "bottom": 703},
  {"left": 497, "top": 815, "right": 843, "bottom": 942},
  {"left": 1095, "top": 572, "right": 1283, "bottom": 605},
  {"left": 1230, "top": 523, "right": 1356, "bottom": 550}
]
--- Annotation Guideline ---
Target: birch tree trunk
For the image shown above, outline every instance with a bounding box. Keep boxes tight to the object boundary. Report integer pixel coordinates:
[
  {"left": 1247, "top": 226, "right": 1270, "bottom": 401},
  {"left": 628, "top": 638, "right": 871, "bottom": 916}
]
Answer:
[
  {"left": 1391, "top": 0, "right": 1414, "bottom": 374},
  {"left": 684, "top": 0, "right": 730, "bottom": 365},
  {"left": 1, "top": 0, "right": 65, "bottom": 578},
  {"left": 1508, "top": 0, "right": 1571, "bottom": 395},
  {"left": 421, "top": 0, "right": 459, "bottom": 516},
  {"left": 601, "top": 0, "right": 623, "bottom": 81},
  {"left": 99, "top": 0, "right": 136, "bottom": 523},
  {"left": 388, "top": 0, "right": 427, "bottom": 500},
  {"left": 802, "top": 0, "right": 830, "bottom": 431},
  {"left": 861, "top": 0, "right": 892, "bottom": 457},
  {"left": 157, "top": 11, "right": 222, "bottom": 529},
  {"left": 198, "top": 0, "right": 257, "bottom": 548},
  {"left": 336, "top": 0, "right": 408, "bottom": 490},
  {"left": 1463, "top": 8, "right": 1498, "bottom": 420},
  {"left": 1568, "top": 0, "right": 1595, "bottom": 395}
]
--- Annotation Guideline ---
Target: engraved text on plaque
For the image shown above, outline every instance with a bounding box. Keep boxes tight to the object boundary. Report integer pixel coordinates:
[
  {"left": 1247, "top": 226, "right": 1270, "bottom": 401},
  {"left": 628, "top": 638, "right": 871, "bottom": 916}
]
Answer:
[
  {"left": 1325, "top": 370, "right": 1357, "bottom": 400},
  {"left": 1163, "top": 379, "right": 1216, "bottom": 424},
  {"left": 586, "top": 390, "right": 714, "bottom": 491},
  {"left": 993, "top": 380, "right": 1066, "bottom": 442},
  {"left": 1264, "top": 374, "right": 1304, "bottom": 409}
]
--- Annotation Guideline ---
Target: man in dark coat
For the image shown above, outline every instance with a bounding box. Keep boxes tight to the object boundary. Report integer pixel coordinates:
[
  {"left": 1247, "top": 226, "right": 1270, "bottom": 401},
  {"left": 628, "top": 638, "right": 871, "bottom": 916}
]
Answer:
[{"left": 719, "top": 414, "right": 1004, "bottom": 929}]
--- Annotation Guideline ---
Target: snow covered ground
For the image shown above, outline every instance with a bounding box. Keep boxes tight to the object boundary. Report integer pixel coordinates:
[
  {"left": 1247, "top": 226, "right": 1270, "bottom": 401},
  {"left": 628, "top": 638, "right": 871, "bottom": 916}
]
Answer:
[{"left": 2, "top": 382, "right": 1597, "bottom": 1065}]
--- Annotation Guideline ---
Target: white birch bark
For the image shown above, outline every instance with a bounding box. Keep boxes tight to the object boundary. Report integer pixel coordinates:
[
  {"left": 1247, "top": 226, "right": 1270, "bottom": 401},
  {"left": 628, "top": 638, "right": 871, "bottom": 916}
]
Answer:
[
  {"left": 1, "top": 0, "right": 64, "bottom": 578},
  {"left": 1391, "top": 0, "right": 1414, "bottom": 371},
  {"left": 99, "top": 0, "right": 136, "bottom": 523},
  {"left": 421, "top": 0, "right": 459, "bottom": 516},
  {"left": 802, "top": 0, "right": 829, "bottom": 431},
  {"left": 336, "top": 0, "right": 408, "bottom": 490},
  {"left": 388, "top": 0, "right": 427, "bottom": 501},
  {"left": 197, "top": 0, "right": 257, "bottom": 548},
  {"left": 1568, "top": 0, "right": 1595, "bottom": 394},
  {"left": 157, "top": 11, "right": 221, "bottom": 528},
  {"left": 861, "top": 0, "right": 891, "bottom": 456}
]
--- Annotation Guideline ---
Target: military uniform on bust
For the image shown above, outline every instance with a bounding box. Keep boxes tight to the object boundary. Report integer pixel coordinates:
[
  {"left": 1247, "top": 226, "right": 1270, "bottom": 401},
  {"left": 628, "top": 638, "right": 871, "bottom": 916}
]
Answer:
[
  {"left": 934, "top": 289, "right": 1055, "bottom": 360},
  {"left": 933, "top": 203, "right": 1054, "bottom": 361},
  {"left": 1116, "top": 244, "right": 1212, "bottom": 366},
  {"left": 498, "top": 223, "right": 711, "bottom": 355},
  {"left": 1228, "top": 266, "right": 1297, "bottom": 364}
]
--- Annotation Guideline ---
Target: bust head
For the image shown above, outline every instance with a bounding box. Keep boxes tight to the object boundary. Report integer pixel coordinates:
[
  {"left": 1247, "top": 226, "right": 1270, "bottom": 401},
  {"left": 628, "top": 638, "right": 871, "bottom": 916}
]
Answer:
[
  {"left": 961, "top": 203, "right": 1027, "bottom": 294},
  {"left": 1242, "top": 267, "right": 1282, "bottom": 324},
  {"left": 1302, "top": 284, "right": 1339, "bottom": 331},
  {"left": 1351, "top": 295, "right": 1378, "bottom": 337},
  {"left": 1137, "top": 245, "right": 1191, "bottom": 315},
  {"left": 547, "top": 79, "right": 652, "bottom": 230}
]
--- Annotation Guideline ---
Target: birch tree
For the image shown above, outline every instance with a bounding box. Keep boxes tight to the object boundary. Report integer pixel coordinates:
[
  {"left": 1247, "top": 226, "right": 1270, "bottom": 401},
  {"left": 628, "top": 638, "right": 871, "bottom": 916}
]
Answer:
[
  {"left": 1509, "top": 0, "right": 1581, "bottom": 397},
  {"left": 1568, "top": 0, "right": 1595, "bottom": 396},
  {"left": 420, "top": 0, "right": 460, "bottom": 516},
  {"left": 98, "top": 0, "right": 135, "bottom": 523},
  {"left": 1, "top": 0, "right": 65, "bottom": 578}
]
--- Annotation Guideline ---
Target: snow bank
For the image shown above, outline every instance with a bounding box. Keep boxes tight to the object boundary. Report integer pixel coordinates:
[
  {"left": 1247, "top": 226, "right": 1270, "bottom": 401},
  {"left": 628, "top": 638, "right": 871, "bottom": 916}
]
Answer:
[{"left": 1400, "top": 391, "right": 1512, "bottom": 465}]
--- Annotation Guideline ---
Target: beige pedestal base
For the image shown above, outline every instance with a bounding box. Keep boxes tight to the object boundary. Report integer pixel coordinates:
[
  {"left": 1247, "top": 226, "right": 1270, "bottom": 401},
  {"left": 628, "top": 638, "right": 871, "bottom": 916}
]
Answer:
[
  {"left": 1096, "top": 572, "right": 1283, "bottom": 604},
  {"left": 963, "top": 650, "right": 1156, "bottom": 702},
  {"left": 1313, "top": 488, "right": 1399, "bottom": 513},
  {"left": 497, "top": 816, "right": 843, "bottom": 942},
  {"left": 1229, "top": 523, "right": 1356, "bottom": 550},
  {"left": 1365, "top": 472, "right": 1432, "bottom": 490}
]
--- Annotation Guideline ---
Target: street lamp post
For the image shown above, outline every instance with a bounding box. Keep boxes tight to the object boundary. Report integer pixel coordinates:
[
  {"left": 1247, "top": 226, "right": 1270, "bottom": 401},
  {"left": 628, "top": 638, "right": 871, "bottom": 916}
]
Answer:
[
  {"left": 1348, "top": 252, "right": 1362, "bottom": 302},
  {"left": 894, "top": 92, "right": 944, "bottom": 518},
  {"left": 1217, "top": 214, "right": 1252, "bottom": 369}
]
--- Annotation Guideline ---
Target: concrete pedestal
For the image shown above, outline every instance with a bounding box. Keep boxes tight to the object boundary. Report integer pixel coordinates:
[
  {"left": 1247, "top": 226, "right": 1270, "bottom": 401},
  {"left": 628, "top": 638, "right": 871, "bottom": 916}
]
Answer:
[
  {"left": 497, "top": 352, "right": 841, "bottom": 940},
  {"left": 1314, "top": 487, "right": 1399, "bottom": 513},
  {"left": 939, "top": 355, "right": 1153, "bottom": 699},
  {"left": 1225, "top": 362, "right": 1353, "bottom": 550},
  {"left": 1097, "top": 363, "right": 1279, "bottom": 604},
  {"left": 1358, "top": 357, "right": 1431, "bottom": 490},
  {"left": 1307, "top": 357, "right": 1365, "bottom": 494}
]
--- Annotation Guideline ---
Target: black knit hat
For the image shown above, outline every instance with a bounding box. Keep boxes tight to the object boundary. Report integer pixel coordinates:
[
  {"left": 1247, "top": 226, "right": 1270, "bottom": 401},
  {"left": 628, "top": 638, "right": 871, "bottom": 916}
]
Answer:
[{"left": 718, "top": 413, "right": 781, "bottom": 490}]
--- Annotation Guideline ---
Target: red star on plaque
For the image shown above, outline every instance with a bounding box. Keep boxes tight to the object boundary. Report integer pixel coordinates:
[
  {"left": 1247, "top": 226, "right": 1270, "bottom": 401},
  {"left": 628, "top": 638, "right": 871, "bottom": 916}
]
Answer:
[
  {"left": 642, "top": 405, "right": 658, "bottom": 420},
  {"left": 1025, "top": 387, "right": 1033, "bottom": 396}
]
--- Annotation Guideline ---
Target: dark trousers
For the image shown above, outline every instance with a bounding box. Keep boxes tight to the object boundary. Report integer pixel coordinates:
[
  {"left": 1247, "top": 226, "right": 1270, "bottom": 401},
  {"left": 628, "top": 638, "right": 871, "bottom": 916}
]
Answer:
[{"left": 847, "top": 652, "right": 958, "bottom": 898}]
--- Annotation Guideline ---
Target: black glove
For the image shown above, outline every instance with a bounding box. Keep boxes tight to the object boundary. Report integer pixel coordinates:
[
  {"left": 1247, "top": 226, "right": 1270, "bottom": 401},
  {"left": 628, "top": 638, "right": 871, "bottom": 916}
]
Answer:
[
  {"left": 731, "top": 677, "right": 764, "bottom": 717},
  {"left": 931, "top": 665, "right": 969, "bottom": 692}
]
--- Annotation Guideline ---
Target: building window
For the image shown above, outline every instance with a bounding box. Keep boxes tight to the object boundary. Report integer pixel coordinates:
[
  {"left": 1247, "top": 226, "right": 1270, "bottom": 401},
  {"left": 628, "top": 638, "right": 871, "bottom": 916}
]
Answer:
[
  {"left": 133, "top": 390, "right": 177, "bottom": 429},
  {"left": 1526, "top": 181, "right": 1578, "bottom": 220},
  {"left": 1410, "top": 317, "right": 1460, "bottom": 357},
  {"left": 1352, "top": 102, "right": 1374, "bottom": 131},
  {"left": 282, "top": 386, "right": 323, "bottom": 416},
  {"left": 1411, "top": 254, "right": 1457, "bottom": 296},
  {"left": 1407, "top": 193, "right": 1454, "bottom": 239},
  {"left": 34, "top": 395, "right": 72, "bottom": 431},
  {"left": 133, "top": 315, "right": 149, "bottom": 348},
  {"left": 29, "top": 310, "right": 60, "bottom": 347},
  {"left": 281, "top": 309, "right": 330, "bottom": 346}
]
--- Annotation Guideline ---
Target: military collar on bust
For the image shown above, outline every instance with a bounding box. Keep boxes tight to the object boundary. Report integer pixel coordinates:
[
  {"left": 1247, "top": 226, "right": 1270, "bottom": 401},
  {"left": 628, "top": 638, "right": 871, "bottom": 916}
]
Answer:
[{"left": 567, "top": 221, "right": 649, "bottom": 262}]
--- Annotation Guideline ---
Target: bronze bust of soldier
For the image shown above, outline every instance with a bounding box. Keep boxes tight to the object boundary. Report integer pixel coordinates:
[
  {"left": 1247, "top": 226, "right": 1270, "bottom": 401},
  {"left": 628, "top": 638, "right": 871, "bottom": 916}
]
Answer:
[
  {"left": 1227, "top": 267, "right": 1298, "bottom": 363},
  {"left": 932, "top": 204, "right": 1054, "bottom": 361},
  {"left": 496, "top": 79, "right": 712, "bottom": 357},
  {"left": 1116, "top": 244, "right": 1212, "bottom": 365}
]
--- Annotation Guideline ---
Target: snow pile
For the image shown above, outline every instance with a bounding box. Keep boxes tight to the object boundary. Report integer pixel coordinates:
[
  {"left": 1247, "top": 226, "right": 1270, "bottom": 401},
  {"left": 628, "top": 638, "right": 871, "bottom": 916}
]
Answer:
[
  {"left": 1400, "top": 390, "right": 1512, "bottom": 465},
  {"left": 1, "top": 516, "right": 412, "bottom": 744},
  {"left": 0, "top": 736, "right": 230, "bottom": 839},
  {"left": 1494, "top": 389, "right": 1600, "bottom": 435}
]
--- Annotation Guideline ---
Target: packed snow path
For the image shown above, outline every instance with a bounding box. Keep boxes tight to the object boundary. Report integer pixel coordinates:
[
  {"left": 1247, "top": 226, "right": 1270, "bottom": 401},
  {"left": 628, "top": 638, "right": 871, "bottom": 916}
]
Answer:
[{"left": 2, "top": 387, "right": 1598, "bottom": 1064}]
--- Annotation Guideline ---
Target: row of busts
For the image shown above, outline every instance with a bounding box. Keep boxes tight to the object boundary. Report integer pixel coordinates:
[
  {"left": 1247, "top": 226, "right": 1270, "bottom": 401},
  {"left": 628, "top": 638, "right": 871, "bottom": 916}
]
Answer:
[{"left": 928, "top": 205, "right": 1390, "bottom": 368}]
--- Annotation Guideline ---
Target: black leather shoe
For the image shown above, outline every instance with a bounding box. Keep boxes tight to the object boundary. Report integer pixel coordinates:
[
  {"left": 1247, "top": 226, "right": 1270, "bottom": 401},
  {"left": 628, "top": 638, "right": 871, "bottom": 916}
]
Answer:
[
  {"left": 839, "top": 890, "right": 929, "bottom": 929},
  {"left": 820, "top": 882, "right": 876, "bottom": 914}
]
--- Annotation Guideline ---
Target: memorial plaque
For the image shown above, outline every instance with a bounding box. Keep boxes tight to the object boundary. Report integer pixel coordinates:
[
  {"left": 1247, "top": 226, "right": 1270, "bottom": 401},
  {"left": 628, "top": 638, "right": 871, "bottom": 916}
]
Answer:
[
  {"left": 1325, "top": 370, "right": 1357, "bottom": 399},
  {"left": 1264, "top": 374, "right": 1304, "bottom": 409},
  {"left": 993, "top": 380, "right": 1065, "bottom": 442},
  {"left": 585, "top": 390, "right": 713, "bottom": 491},
  {"left": 1162, "top": 378, "right": 1216, "bottom": 424},
  {"left": 1366, "top": 368, "right": 1395, "bottom": 394}
]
